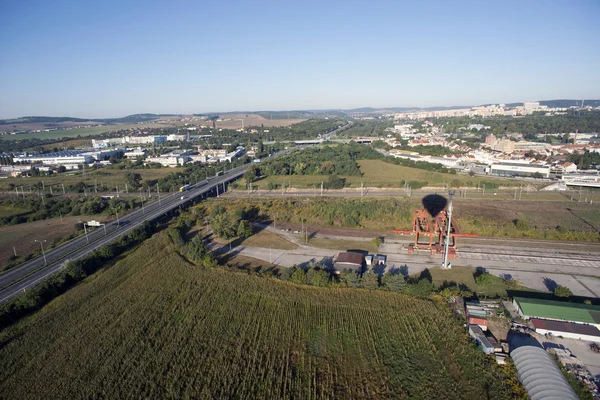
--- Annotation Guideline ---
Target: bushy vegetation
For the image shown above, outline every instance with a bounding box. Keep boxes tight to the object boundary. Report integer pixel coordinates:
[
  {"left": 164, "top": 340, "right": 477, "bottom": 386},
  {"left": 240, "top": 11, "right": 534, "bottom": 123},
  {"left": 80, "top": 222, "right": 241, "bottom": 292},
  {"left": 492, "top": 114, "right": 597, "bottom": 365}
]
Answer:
[
  {"left": 0, "top": 196, "right": 133, "bottom": 226},
  {"left": 199, "top": 197, "right": 600, "bottom": 242},
  {"left": 259, "top": 142, "right": 382, "bottom": 177},
  {"left": 0, "top": 232, "right": 524, "bottom": 399}
]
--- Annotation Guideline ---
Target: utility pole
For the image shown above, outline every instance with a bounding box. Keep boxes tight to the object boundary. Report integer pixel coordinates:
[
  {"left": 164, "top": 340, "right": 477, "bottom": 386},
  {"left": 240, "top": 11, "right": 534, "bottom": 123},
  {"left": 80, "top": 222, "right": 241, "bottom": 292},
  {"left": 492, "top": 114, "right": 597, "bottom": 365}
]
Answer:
[
  {"left": 13, "top": 246, "right": 17, "bottom": 257},
  {"left": 361, "top": 181, "right": 364, "bottom": 197},
  {"left": 216, "top": 185, "right": 219, "bottom": 198},
  {"left": 519, "top": 185, "right": 522, "bottom": 200},
  {"left": 157, "top": 183, "right": 161, "bottom": 205},
  {"left": 321, "top": 182, "right": 323, "bottom": 196},
  {"left": 442, "top": 191, "right": 455, "bottom": 269},
  {"left": 79, "top": 221, "right": 89, "bottom": 244},
  {"left": 62, "top": 184, "right": 65, "bottom": 195},
  {"left": 115, "top": 211, "right": 120, "bottom": 227},
  {"left": 34, "top": 239, "right": 47, "bottom": 265}
]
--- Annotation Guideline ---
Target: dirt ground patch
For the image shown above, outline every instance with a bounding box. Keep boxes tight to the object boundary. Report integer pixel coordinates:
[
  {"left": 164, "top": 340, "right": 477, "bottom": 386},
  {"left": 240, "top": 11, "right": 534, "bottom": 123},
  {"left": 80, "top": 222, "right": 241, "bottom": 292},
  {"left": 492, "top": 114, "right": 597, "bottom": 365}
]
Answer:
[
  {"left": 213, "top": 113, "right": 305, "bottom": 129},
  {"left": 218, "top": 254, "right": 278, "bottom": 272},
  {"left": 0, "top": 216, "right": 93, "bottom": 270}
]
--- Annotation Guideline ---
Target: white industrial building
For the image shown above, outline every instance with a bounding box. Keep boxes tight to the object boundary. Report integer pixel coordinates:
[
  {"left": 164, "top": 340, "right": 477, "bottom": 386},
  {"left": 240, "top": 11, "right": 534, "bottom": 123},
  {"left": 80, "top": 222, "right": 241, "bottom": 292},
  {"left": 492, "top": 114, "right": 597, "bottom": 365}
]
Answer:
[
  {"left": 146, "top": 155, "right": 190, "bottom": 167},
  {"left": 124, "top": 149, "right": 146, "bottom": 159},
  {"left": 14, "top": 151, "right": 94, "bottom": 165},
  {"left": 489, "top": 162, "right": 551, "bottom": 178},
  {"left": 125, "top": 136, "right": 167, "bottom": 145}
]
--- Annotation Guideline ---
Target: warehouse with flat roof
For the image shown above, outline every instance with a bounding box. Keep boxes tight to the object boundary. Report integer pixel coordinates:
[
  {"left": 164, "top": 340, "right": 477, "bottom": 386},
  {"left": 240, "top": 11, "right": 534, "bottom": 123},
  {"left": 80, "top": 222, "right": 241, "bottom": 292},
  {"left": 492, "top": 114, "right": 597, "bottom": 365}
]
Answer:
[
  {"left": 531, "top": 318, "right": 600, "bottom": 341},
  {"left": 513, "top": 296, "right": 600, "bottom": 328}
]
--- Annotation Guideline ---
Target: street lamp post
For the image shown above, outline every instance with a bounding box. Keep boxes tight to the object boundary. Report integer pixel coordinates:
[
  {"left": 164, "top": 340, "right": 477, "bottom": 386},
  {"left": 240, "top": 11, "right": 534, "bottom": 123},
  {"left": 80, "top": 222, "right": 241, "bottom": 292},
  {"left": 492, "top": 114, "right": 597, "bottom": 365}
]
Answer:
[
  {"left": 34, "top": 239, "right": 47, "bottom": 265},
  {"left": 78, "top": 221, "right": 89, "bottom": 243},
  {"left": 442, "top": 190, "right": 456, "bottom": 269}
]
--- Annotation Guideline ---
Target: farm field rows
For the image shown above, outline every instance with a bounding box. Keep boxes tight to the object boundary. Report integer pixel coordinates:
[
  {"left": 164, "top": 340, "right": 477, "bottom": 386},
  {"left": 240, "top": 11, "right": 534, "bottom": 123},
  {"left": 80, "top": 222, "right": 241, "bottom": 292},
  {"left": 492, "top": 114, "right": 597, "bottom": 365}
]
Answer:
[{"left": 0, "top": 232, "right": 517, "bottom": 399}]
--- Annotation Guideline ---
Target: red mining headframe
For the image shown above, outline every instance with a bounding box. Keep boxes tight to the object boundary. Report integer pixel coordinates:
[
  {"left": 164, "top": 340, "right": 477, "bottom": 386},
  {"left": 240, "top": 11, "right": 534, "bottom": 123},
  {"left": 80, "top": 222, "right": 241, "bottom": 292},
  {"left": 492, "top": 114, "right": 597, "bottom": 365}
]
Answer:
[{"left": 392, "top": 194, "right": 476, "bottom": 257}]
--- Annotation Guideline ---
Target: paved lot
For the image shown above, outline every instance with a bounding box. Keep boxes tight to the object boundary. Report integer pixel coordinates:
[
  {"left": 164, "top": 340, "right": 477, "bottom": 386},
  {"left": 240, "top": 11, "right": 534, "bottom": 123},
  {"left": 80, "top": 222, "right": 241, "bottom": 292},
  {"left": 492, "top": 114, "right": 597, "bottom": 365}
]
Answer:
[
  {"left": 538, "top": 334, "right": 600, "bottom": 379},
  {"left": 215, "top": 225, "right": 600, "bottom": 298}
]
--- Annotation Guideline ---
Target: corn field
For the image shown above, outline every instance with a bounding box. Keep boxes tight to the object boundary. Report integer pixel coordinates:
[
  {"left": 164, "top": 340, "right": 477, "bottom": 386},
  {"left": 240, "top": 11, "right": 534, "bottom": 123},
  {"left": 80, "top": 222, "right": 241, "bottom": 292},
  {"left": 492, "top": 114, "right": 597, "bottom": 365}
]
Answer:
[{"left": 0, "top": 233, "right": 518, "bottom": 399}]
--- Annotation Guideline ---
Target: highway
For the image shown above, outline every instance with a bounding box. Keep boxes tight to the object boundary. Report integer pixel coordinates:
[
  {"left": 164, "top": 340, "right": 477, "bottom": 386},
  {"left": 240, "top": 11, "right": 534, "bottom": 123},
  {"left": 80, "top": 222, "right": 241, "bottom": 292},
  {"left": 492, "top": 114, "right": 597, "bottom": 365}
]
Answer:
[{"left": 0, "top": 162, "right": 251, "bottom": 304}]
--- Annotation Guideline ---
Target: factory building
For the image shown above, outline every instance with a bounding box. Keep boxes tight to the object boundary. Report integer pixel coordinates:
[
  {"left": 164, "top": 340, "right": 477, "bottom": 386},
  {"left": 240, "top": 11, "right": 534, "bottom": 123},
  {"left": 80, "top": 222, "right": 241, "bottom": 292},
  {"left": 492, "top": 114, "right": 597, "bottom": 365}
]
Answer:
[
  {"left": 489, "top": 162, "right": 551, "bottom": 178},
  {"left": 13, "top": 151, "right": 94, "bottom": 165},
  {"left": 146, "top": 155, "right": 190, "bottom": 167},
  {"left": 512, "top": 296, "right": 600, "bottom": 340},
  {"left": 531, "top": 318, "right": 600, "bottom": 342}
]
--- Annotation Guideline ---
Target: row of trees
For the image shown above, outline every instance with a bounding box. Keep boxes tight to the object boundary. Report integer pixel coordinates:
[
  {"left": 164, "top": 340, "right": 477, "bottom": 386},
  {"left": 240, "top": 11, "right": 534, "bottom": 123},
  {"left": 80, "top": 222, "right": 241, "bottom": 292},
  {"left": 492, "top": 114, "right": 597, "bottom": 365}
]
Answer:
[{"left": 276, "top": 261, "right": 434, "bottom": 295}]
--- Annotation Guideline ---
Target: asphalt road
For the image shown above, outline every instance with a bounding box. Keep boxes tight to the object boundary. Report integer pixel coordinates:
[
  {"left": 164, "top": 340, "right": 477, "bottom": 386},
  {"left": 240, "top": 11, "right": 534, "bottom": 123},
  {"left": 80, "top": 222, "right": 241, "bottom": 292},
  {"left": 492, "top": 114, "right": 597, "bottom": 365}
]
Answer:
[{"left": 0, "top": 163, "right": 250, "bottom": 304}]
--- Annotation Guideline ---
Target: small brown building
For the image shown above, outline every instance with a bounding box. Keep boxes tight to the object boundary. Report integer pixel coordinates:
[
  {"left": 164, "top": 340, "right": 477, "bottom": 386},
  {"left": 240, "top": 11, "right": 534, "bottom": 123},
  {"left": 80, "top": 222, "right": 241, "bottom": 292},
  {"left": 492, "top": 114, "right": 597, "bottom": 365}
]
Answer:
[{"left": 333, "top": 252, "right": 364, "bottom": 272}]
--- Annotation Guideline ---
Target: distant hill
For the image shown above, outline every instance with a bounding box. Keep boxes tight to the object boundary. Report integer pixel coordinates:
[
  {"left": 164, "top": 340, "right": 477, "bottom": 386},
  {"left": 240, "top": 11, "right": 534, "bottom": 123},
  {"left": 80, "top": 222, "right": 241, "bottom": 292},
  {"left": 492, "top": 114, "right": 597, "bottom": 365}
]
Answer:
[
  {"left": 4, "top": 99, "right": 599, "bottom": 124},
  {"left": 0, "top": 113, "right": 176, "bottom": 126}
]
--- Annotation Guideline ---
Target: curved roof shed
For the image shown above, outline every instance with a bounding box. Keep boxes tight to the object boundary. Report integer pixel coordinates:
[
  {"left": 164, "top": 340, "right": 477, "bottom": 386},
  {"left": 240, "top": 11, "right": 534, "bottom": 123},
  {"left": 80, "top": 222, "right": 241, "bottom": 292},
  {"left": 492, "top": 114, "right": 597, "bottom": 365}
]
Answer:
[{"left": 510, "top": 345, "right": 578, "bottom": 400}]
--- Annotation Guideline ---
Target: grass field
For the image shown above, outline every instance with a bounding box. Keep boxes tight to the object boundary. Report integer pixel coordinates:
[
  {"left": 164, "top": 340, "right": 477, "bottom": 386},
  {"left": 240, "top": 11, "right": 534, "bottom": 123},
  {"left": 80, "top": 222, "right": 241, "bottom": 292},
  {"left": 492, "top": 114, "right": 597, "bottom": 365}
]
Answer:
[
  {"left": 255, "top": 159, "right": 523, "bottom": 189},
  {"left": 241, "top": 229, "right": 298, "bottom": 249},
  {"left": 0, "top": 166, "right": 185, "bottom": 192},
  {"left": 428, "top": 266, "right": 509, "bottom": 297},
  {"left": 0, "top": 232, "right": 519, "bottom": 399},
  {"left": 0, "top": 122, "right": 175, "bottom": 141}
]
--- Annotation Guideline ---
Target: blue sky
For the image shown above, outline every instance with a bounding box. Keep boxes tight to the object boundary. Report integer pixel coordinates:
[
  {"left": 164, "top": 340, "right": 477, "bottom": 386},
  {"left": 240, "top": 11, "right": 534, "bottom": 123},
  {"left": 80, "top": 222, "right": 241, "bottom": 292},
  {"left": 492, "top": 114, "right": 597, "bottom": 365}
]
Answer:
[{"left": 1, "top": 0, "right": 599, "bottom": 118}]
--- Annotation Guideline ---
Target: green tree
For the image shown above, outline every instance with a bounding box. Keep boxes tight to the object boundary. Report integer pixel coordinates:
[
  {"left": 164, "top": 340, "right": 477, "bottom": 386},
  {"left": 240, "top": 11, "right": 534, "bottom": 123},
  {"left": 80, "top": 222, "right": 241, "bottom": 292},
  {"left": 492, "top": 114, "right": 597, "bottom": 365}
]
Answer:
[
  {"left": 237, "top": 220, "right": 253, "bottom": 238},
  {"left": 338, "top": 269, "right": 362, "bottom": 287},
  {"left": 244, "top": 165, "right": 258, "bottom": 184},
  {"left": 306, "top": 266, "right": 330, "bottom": 287},
  {"left": 124, "top": 172, "right": 142, "bottom": 189},
  {"left": 187, "top": 235, "right": 207, "bottom": 263},
  {"left": 278, "top": 267, "right": 294, "bottom": 281},
  {"left": 362, "top": 271, "right": 380, "bottom": 290},
  {"left": 211, "top": 213, "right": 236, "bottom": 239},
  {"left": 291, "top": 267, "right": 306, "bottom": 285},
  {"left": 554, "top": 285, "right": 573, "bottom": 297},
  {"left": 372, "top": 237, "right": 383, "bottom": 250},
  {"left": 405, "top": 279, "right": 433, "bottom": 297},
  {"left": 382, "top": 272, "right": 406, "bottom": 292}
]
